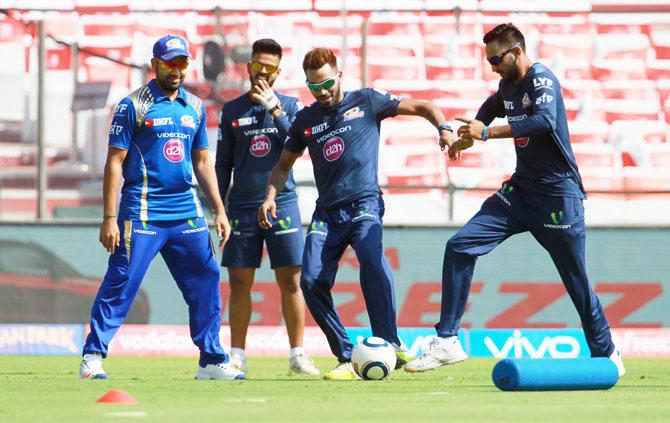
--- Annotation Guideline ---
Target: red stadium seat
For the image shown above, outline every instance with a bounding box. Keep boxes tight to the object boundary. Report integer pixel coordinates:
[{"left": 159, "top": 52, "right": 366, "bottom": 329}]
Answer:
[
  {"left": 591, "top": 59, "right": 647, "bottom": 80},
  {"left": 433, "top": 79, "right": 490, "bottom": 100},
  {"left": 623, "top": 167, "right": 670, "bottom": 201},
  {"left": 647, "top": 143, "right": 670, "bottom": 167},
  {"left": 433, "top": 98, "right": 482, "bottom": 119},
  {"left": 366, "top": 56, "right": 423, "bottom": 82},
  {"left": 572, "top": 143, "right": 622, "bottom": 168},
  {"left": 602, "top": 80, "right": 659, "bottom": 101},
  {"left": 372, "top": 79, "right": 443, "bottom": 101},
  {"left": 426, "top": 57, "right": 479, "bottom": 80},
  {"left": 561, "top": 79, "right": 604, "bottom": 101},
  {"left": 595, "top": 33, "right": 651, "bottom": 60},
  {"left": 651, "top": 30, "right": 670, "bottom": 59},
  {"left": 601, "top": 99, "right": 661, "bottom": 123},
  {"left": 647, "top": 60, "right": 670, "bottom": 80},
  {"left": 569, "top": 120, "right": 609, "bottom": 144},
  {"left": 538, "top": 34, "right": 594, "bottom": 60}
]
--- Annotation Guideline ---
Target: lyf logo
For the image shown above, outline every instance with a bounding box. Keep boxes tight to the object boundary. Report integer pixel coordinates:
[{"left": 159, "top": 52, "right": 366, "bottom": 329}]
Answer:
[
  {"left": 163, "top": 139, "right": 185, "bottom": 163},
  {"left": 250, "top": 135, "right": 271, "bottom": 157},
  {"left": 323, "top": 137, "right": 345, "bottom": 162},
  {"left": 514, "top": 137, "right": 529, "bottom": 148}
]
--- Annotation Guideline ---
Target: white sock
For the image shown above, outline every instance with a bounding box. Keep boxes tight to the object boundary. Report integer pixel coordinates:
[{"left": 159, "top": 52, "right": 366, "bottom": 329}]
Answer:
[
  {"left": 290, "top": 347, "right": 304, "bottom": 358},
  {"left": 230, "top": 347, "right": 246, "bottom": 358}
]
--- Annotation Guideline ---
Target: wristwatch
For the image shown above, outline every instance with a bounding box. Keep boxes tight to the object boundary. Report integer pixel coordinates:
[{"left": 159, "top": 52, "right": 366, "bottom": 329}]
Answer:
[
  {"left": 437, "top": 123, "right": 453, "bottom": 133},
  {"left": 269, "top": 104, "right": 282, "bottom": 115}
]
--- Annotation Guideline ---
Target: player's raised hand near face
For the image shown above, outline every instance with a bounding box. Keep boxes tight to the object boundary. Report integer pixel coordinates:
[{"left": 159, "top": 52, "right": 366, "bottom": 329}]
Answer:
[
  {"left": 251, "top": 79, "right": 280, "bottom": 112},
  {"left": 456, "top": 117, "right": 486, "bottom": 141},
  {"left": 99, "top": 217, "right": 120, "bottom": 254}
]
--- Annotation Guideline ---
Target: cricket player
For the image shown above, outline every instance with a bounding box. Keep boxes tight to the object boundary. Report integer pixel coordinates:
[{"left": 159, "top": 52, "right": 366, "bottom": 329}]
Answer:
[
  {"left": 79, "top": 35, "right": 244, "bottom": 381},
  {"left": 216, "top": 38, "right": 318, "bottom": 376},
  {"left": 258, "top": 47, "right": 457, "bottom": 380},
  {"left": 405, "top": 23, "right": 625, "bottom": 377}
]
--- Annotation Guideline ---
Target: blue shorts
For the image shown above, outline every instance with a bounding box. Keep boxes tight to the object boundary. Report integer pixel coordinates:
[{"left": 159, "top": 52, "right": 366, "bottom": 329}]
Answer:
[{"left": 222, "top": 202, "right": 304, "bottom": 269}]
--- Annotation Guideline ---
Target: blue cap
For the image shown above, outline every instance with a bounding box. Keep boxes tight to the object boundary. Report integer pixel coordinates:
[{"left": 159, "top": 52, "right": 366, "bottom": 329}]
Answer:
[{"left": 153, "top": 35, "right": 190, "bottom": 61}]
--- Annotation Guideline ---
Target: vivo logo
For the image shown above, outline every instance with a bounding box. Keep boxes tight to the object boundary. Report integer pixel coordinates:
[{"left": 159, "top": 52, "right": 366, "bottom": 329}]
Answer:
[{"left": 484, "top": 330, "right": 580, "bottom": 359}]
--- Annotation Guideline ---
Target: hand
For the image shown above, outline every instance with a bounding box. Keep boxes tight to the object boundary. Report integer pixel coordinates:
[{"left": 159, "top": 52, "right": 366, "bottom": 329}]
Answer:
[
  {"left": 448, "top": 137, "right": 474, "bottom": 161},
  {"left": 258, "top": 198, "right": 277, "bottom": 230},
  {"left": 214, "top": 212, "right": 230, "bottom": 248},
  {"left": 455, "top": 117, "right": 486, "bottom": 140},
  {"left": 250, "top": 79, "right": 279, "bottom": 112},
  {"left": 99, "top": 217, "right": 120, "bottom": 254},
  {"left": 438, "top": 128, "right": 458, "bottom": 152}
]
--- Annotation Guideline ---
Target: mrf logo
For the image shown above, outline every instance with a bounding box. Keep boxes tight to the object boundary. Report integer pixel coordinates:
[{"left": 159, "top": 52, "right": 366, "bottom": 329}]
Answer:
[
  {"left": 323, "top": 137, "right": 345, "bottom": 161},
  {"left": 249, "top": 135, "right": 271, "bottom": 158},
  {"left": 163, "top": 139, "right": 184, "bottom": 163}
]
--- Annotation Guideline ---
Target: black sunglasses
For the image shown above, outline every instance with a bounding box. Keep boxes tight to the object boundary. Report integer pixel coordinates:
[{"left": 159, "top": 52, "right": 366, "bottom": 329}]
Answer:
[{"left": 487, "top": 42, "right": 521, "bottom": 66}]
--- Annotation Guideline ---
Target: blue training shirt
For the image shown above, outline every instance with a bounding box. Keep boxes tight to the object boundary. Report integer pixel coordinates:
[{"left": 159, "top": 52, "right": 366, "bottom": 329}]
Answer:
[
  {"left": 216, "top": 92, "right": 301, "bottom": 209},
  {"left": 108, "top": 79, "right": 208, "bottom": 221},
  {"left": 285, "top": 88, "right": 400, "bottom": 208},
  {"left": 475, "top": 63, "right": 585, "bottom": 198}
]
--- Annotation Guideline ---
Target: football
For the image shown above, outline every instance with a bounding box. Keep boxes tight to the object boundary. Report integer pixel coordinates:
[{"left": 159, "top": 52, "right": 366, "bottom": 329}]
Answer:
[{"left": 351, "top": 336, "right": 397, "bottom": 380}]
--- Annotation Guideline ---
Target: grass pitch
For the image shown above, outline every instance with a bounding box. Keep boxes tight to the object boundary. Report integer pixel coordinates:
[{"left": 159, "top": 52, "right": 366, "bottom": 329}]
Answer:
[{"left": 1, "top": 356, "right": 669, "bottom": 422}]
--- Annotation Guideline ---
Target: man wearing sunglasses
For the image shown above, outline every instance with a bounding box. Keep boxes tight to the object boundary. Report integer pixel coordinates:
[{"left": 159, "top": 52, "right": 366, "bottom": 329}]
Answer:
[
  {"left": 258, "top": 47, "right": 457, "bottom": 380},
  {"left": 216, "top": 39, "right": 319, "bottom": 376},
  {"left": 405, "top": 23, "right": 625, "bottom": 378},
  {"left": 79, "top": 35, "right": 245, "bottom": 381}
]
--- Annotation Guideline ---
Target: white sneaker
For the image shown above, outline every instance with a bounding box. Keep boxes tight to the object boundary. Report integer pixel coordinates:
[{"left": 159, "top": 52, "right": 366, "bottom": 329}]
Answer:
[
  {"left": 230, "top": 353, "right": 247, "bottom": 373},
  {"left": 195, "top": 363, "right": 246, "bottom": 380},
  {"left": 289, "top": 354, "right": 320, "bottom": 375},
  {"left": 404, "top": 336, "right": 468, "bottom": 373},
  {"left": 79, "top": 353, "right": 107, "bottom": 379},
  {"left": 610, "top": 349, "right": 626, "bottom": 378}
]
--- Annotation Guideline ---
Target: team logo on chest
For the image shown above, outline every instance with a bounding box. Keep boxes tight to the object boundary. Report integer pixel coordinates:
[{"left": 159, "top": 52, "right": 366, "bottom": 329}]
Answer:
[
  {"left": 343, "top": 107, "right": 365, "bottom": 121},
  {"left": 250, "top": 134, "right": 271, "bottom": 157},
  {"left": 323, "top": 137, "right": 345, "bottom": 161},
  {"left": 180, "top": 115, "right": 195, "bottom": 128},
  {"left": 522, "top": 93, "right": 532, "bottom": 108},
  {"left": 163, "top": 139, "right": 185, "bottom": 163}
]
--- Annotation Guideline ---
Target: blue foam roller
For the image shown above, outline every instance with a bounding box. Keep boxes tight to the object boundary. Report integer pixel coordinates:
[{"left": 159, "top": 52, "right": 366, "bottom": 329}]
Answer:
[{"left": 492, "top": 358, "right": 619, "bottom": 391}]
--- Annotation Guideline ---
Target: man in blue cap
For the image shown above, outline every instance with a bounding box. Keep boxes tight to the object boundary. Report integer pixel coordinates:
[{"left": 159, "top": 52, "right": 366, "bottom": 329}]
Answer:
[{"left": 78, "top": 35, "right": 245, "bottom": 381}]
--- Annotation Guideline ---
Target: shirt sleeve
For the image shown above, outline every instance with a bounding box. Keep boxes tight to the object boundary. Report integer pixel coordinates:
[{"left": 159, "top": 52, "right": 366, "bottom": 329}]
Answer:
[
  {"left": 192, "top": 102, "right": 209, "bottom": 150},
  {"left": 215, "top": 106, "right": 234, "bottom": 203},
  {"left": 509, "top": 73, "right": 558, "bottom": 138},
  {"left": 108, "top": 98, "right": 136, "bottom": 150},
  {"left": 367, "top": 88, "right": 401, "bottom": 121},
  {"left": 475, "top": 93, "right": 506, "bottom": 126},
  {"left": 284, "top": 116, "right": 307, "bottom": 154}
]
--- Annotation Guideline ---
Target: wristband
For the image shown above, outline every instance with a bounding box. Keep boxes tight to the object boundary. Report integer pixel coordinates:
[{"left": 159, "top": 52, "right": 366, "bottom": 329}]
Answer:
[
  {"left": 269, "top": 104, "right": 282, "bottom": 115},
  {"left": 437, "top": 123, "right": 453, "bottom": 133},
  {"left": 103, "top": 215, "right": 116, "bottom": 219},
  {"left": 481, "top": 126, "right": 489, "bottom": 141}
]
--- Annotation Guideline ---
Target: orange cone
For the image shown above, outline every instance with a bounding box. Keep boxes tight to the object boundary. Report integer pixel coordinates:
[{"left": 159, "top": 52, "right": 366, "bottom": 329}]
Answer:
[{"left": 96, "top": 389, "right": 138, "bottom": 405}]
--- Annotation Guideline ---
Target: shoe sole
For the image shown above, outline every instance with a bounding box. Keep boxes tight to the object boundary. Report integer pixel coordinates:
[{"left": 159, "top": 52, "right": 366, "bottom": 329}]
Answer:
[{"left": 404, "top": 356, "right": 468, "bottom": 373}]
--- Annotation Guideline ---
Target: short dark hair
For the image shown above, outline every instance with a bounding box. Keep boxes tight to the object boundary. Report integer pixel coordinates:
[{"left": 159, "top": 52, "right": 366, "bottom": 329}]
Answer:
[
  {"left": 251, "top": 38, "right": 282, "bottom": 59},
  {"left": 302, "top": 47, "right": 338, "bottom": 72},
  {"left": 483, "top": 23, "right": 525, "bottom": 51}
]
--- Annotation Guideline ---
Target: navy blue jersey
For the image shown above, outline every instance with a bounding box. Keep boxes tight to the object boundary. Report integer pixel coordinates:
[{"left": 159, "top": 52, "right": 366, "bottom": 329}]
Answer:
[
  {"left": 109, "top": 79, "right": 208, "bottom": 221},
  {"left": 475, "top": 63, "right": 585, "bottom": 198},
  {"left": 216, "top": 92, "right": 302, "bottom": 209},
  {"left": 284, "top": 88, "right": 400, "bottom": 208}
]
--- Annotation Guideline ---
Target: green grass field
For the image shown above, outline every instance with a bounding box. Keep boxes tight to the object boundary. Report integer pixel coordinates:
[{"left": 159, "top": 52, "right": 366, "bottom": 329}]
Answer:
[{"left": 1, "top": 356, "right": 669, "bottom": 422}]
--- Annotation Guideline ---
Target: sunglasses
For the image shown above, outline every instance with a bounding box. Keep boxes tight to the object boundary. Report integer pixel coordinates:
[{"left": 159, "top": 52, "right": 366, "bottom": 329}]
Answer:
[
  {"left": 486, "top": 42, "right": 521, "bottom": 66},
  {"left": 306, "top": 77, "right": 337, "bottom": 92},
  {"left": 250, "top": 61, "right": 279, "bottom": 74},
  {"left": 158, "top": 60, "right": 189, "bottom": 71}
]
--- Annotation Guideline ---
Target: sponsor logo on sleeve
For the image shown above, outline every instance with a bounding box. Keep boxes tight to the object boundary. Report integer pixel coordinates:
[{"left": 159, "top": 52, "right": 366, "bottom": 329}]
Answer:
[
  {"left": 180, "top": 115, "right": 196, "bottom": 128},
  {"left": 533, "top": 77, "right": 554, "bottom": 90},
  {"left": 323, "top": 137, "right": 345, "bottom": 161},
  {"left": 536, "top": 93, "right": 554, "bottom": 105},
  {"left": 114, "top": 103, "right": 127, "bottom": 115},
  {"left": 109, "top": 122, "right": 124, "bottom": 135},
  {"left": 503, "top": 100, "right": 514, "bottom": 110},
  {"left": 249, "top": 134, "right": 271, "bottom": 157},
  {"left": 163, "top": 139, "right": 185, "bottom": 163}
]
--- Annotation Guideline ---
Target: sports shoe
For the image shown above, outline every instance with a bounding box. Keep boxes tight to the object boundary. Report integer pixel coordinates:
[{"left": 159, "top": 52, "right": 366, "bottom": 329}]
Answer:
[
  {"left": 229, "top": 353, "right": 247, "bottom": 373},
  {"left": 323, "top": 361, "right": 358, "bottom": 381},
  {"left": 391, "top": 343, "right": 414, "bottom": 369},
  {"left": 79, "top": 353, "right": 107, "bottom": 379},
  {"left": 404, "top": 336, "right": 468, "bottom": 373},
  {"left": 195, "top": 362, "right": 246, "bottom": 380},
  {"left": 289, "top": 354, "right": 320, "bottom": 375},
  {"left": 610, "top": 349, "right": 626, "bottom": 378}
]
